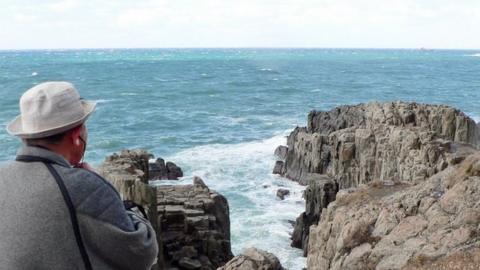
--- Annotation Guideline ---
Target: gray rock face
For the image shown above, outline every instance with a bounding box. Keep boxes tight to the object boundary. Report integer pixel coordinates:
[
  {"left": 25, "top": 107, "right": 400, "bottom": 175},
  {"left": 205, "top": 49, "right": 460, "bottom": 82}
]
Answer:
[
  {"left": 98, "top": 150, "right": 232, "bottom": 270},
  {"left": 274, "top": 145, "right": 289, "bottom": 160},
  {"left": 307, "top": 154, "right": 480, "bottom": 269},
  {"left": 158, "top": 176, "right": 233, "bottom": 269},
  {"left": 219, "top": 247, "right": 285, "bottom": 270},
  {"left": 284, "top": 101, "right": 479, "bottom": 187},
  {"left": 272, "top": 101, "right": 480, "bottom": 269}
]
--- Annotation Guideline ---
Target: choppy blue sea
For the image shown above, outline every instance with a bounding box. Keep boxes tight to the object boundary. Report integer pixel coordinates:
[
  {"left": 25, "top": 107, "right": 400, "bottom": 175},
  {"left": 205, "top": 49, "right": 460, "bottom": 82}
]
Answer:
[{"left": 1, "top": 49, "right": 480, "bottom": 269}]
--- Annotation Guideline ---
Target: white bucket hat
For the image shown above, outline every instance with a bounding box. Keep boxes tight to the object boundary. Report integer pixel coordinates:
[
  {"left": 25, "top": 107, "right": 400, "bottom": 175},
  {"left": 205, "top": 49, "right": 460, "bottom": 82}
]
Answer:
[{"left": 6, "top": 81, "right": 97, "bottom": 139}]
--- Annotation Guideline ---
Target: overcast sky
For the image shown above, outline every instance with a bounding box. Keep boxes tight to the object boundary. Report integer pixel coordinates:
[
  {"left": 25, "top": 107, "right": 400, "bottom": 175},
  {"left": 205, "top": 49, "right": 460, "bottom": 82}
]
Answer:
[{"left": 1, "top": 0, "right": 479, "bottom": 50}]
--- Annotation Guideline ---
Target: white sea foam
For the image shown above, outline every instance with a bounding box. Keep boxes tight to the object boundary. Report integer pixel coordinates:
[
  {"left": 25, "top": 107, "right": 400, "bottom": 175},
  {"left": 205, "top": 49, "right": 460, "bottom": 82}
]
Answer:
[
  {"left": 311, "top": 88, "right": 321, "bottom": 92},
  {"left": 95, "top": 99, "right": 113, "bottom": 104},
  {"left": 466, "top": 53, "right": 480, "bottom": 57},
  {"left": 163, "top": 133, "right": 306, "bottom": 269},
  {"left": 31, "top": 72, "right": 38, "bottom": 76}
]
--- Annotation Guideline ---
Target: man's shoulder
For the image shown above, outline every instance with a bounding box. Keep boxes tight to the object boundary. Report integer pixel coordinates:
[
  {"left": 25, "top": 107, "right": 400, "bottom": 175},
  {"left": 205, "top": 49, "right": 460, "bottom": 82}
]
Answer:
[
  {"left": 59, "top": 166, "right": 121, "bottom": 199},
  {"left": 54, "top": 166, "right": 132, "bottom": 225}
]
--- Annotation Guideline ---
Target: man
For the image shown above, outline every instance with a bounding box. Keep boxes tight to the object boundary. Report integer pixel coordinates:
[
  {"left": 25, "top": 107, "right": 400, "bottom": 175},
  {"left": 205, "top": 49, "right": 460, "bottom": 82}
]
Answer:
[{"left": 0, "top": 82, "right": 158, "bottom": 270}]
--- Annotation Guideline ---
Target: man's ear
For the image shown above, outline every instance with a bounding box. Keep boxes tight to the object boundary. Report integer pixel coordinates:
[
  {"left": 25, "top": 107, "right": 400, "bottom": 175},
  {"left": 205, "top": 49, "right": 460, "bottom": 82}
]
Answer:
[{"left": 69, "top": 125, "right": 83, "bottom": 146}]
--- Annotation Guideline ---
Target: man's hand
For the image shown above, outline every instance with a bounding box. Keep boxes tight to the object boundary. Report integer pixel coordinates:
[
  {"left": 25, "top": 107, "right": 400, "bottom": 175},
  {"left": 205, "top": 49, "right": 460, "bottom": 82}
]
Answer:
[{"left": 75, "top": 162, "right": 96, "bottom": 172}]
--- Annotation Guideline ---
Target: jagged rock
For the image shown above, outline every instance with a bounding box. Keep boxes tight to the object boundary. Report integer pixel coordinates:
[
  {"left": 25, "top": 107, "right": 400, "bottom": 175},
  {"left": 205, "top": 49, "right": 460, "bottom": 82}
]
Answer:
[
  {"left": 272, "top": 161, "right": 284, "bottom": 175},
  {"left": 306, "top": 153, "right": 480, "bottom": 270},
  {"left": 283, "top": 101, "right": 479, "bottom": 187},
  {"left": 274, "top": 145, "right": 289, "bottom": 160},
  {"left": 149, "top": 158, "right": 183, "bottom": 180},
  {"left": 98, "top": 149, "right": 163, "bottom": 269},
  {"left": 158, "top": 177, "right": 233, "bottom": 269},
  {"left": 276, "top": 102, "right": 480, "bottom": 264},
  {"left": 98, "top": 149, "right": 232, "bottom": 270},
  {"left": 291, "top": 175, "right": 338, "bottom": 255},
  {"left": 276, "top": 188, "right": 290, "bottom": 200},
  {"left": 219, "top": 247, "right": 285, "bottom": 270},
  {"left": 100, "top": 149, "right": 152, "bottom": 183}
]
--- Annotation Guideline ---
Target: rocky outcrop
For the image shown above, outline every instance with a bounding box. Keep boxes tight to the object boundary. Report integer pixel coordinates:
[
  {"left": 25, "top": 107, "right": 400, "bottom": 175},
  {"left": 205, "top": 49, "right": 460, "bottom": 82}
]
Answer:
[
  {"left": 282, "top": 101, "right": 479, "bottom": 186},
  {"left": 98, "top": 150, "right": 232, "bottom": 270},
  {"left": 219, "top": 247, "right": 285, "bottom": 270},
  {"left": 307, "top": 153, "right": 480, "bottom": 269},
  {"left": 158, "top": 176, "right": 233, "bottom": 269},
  {"left": 274, "top": 102, "right": 480, "bottom": 267}
]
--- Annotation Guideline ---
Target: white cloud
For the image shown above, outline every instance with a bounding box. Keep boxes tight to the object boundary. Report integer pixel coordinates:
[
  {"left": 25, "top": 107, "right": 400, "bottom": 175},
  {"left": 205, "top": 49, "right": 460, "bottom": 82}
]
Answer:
[
  {"left": 13, "top": 13, "right": 37, "bottom": 23},
  {"left": 48, "top": 0, "right": 79, "bottom": 13},
  {"left": 1, "top": 0, "right": 480, "bottom": 49}
]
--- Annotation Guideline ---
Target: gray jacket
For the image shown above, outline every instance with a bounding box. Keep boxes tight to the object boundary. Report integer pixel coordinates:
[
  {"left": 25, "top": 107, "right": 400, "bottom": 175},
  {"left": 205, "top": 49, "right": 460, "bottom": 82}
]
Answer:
[{"left": 0, "top": 146, "right": 158, "bottom": 270}]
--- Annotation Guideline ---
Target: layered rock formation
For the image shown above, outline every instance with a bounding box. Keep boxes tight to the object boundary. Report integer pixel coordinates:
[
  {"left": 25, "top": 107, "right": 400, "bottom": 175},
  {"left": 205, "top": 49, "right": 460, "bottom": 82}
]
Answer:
[
  {"left": 157, "top": 176, "right": 233, "bottom": 269},
  {"left": 273, "top": 101, "right": 480, "bottom": 268},
  {"left": 98, "top": 150, "right": 233, "bottom": 270},
  {"left": 219, "top": 247, "right": 285, "bottom": 270},
  {"left": 308, "top": 153, "right": 480, "bottom": 269},
  {"left": 281, "top": 101, "right": 479, "bottom": 186}
]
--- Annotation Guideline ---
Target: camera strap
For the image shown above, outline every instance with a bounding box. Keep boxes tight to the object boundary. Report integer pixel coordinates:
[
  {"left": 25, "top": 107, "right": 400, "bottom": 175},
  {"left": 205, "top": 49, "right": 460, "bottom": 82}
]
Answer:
[{"left": 16, "top": 155, "right": 93, "bottom": 270}]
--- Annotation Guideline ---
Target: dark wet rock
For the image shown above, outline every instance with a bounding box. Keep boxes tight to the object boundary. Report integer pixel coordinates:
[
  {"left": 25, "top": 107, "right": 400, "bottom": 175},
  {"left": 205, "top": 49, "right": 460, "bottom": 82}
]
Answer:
[
  {"left": 291, "top": 175, "right": 338, "bottom": 255},
  {"left": 149, "top": 158, "right": 183, "bottom": 180},
  {"left": 272, "top": 160, "right": 284, "bottom": 175},
  {"left": 276, "top": 188, "right": 290, "bottom": 200}
]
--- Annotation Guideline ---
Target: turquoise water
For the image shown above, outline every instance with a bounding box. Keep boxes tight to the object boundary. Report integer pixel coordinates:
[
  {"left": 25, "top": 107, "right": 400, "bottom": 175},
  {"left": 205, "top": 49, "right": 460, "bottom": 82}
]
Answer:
[{"left": 1, "top": 49, "right": 480, "bottom": 269}]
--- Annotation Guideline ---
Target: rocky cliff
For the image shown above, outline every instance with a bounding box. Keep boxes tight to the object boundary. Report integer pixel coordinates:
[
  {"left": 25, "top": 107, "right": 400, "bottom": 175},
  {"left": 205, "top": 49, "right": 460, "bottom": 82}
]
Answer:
[
  {"left": 273, "top": 101, "right": 480, "bottom": 268},
  {"left": 98, "top": 150, "right": 233, "bottom": 270},
  {"left": 280, "top": 101, "right": 479, "bottom": 186},
  {"left": 308, "top": 153, "right": 480, "bottom": 269}
]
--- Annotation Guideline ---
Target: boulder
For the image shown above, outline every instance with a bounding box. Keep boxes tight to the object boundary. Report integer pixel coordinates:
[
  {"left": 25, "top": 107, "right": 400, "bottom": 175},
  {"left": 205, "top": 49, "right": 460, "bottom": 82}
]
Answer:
[
  {"left": 149, "top": 158, "right": 184, "bottom": 180},
  {"left": 276, "top": 188, "right": 290, "bottom": 200},
  {"left": 219, "top": 247, "right": 285, "bottom": 270},
  {"left": 272, "top": 161, "right": 284, "bottom": 175}
]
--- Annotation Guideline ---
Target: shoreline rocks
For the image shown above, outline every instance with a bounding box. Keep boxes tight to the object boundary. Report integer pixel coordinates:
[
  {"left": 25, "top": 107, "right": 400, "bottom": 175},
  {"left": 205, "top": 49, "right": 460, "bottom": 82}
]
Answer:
[
  {"left": 273, "top": 101, "right": 480, "bottom": 269},
  {"left": 98, "top": 150, "right": 233, "bottom": 270}
]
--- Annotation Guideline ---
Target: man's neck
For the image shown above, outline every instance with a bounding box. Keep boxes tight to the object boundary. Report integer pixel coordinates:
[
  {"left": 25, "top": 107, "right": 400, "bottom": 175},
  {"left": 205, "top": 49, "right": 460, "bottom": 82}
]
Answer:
[{"left": 28, "top": 143, "right": 73, "bottom": 164}]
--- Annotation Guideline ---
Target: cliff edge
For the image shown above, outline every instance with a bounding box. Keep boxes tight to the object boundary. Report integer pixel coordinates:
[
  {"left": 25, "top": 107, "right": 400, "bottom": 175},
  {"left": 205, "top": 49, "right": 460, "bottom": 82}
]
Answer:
[{"left": 273, "top": 101, "right": 480, "bottom": 269}]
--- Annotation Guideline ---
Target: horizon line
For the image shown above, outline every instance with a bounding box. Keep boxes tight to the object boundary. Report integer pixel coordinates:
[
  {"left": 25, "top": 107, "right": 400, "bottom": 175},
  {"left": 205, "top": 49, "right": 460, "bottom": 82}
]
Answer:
[{"left": 0, "top": 46, "right": 479, "bottom": 52}]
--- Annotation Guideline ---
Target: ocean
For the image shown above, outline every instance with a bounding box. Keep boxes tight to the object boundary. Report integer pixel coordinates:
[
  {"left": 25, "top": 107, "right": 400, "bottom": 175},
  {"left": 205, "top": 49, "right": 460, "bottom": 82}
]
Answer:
[{"left": 1, "top": 48, "right": 479, "bottom": 269}]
